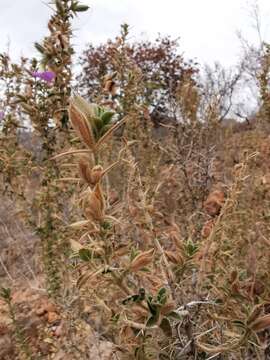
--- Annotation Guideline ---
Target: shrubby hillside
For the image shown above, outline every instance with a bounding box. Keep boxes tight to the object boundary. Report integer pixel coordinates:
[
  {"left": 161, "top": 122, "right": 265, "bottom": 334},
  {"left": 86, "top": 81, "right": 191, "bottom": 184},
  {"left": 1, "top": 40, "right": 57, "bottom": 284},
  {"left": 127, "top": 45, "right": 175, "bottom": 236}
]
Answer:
[{"left": 1, "top": 1, "right": 270, "bottom": 359}]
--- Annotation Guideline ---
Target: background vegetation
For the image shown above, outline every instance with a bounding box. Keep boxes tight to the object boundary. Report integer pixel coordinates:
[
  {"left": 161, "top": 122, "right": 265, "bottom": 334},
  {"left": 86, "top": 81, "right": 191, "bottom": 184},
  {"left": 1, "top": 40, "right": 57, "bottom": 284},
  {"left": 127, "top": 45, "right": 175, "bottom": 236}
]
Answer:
[{"left": 0, "top": 1, "right": 270, "bottom": 359}]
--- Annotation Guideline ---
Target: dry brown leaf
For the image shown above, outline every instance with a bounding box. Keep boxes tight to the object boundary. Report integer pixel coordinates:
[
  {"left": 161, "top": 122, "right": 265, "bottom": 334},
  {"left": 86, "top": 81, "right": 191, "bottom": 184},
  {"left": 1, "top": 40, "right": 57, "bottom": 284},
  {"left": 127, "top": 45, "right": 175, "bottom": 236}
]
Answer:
[
  {"left": 130, "top": 248, "right": 155, "bottom": 272},
  {"left": 165, "top": 250, "right": 183, "bottom": 265},
  {"left": 250, "top": 315, "right": 270, "bottom": 332}
]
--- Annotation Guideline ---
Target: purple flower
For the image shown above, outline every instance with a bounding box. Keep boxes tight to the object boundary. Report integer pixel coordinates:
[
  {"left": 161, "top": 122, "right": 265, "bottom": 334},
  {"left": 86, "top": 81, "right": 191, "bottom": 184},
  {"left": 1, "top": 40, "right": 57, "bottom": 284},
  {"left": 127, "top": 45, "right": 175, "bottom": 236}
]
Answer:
[
  {"left": 31, "top": 71, "right": 56, "bottom": 83},
  {"left": 0, "top": 111, "right": 4, "bottom": 120}
]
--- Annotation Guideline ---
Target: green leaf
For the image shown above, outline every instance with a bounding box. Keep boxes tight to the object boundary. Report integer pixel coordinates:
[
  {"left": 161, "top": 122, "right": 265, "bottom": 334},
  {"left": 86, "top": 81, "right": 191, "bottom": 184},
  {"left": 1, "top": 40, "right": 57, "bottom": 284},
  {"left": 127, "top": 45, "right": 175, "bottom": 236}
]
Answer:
[
  {"left": 130, "top": 247, "right": 139, "bottom": 261},
  {"left": 99, "top": 124, "right": 112, "bottom": 137},
  {"left": 159, "top": 317, "right": 172, "bottom": 337},
  {"left": 101, "top": 221, "right": 112, "bottom": 230},
  {"left": 186, "top": 240, "right": 198, "bottom": 256},
  {"left": 146, "top": 314, "right": 159, "bottom": 327},
  {"left": 78, "top": 248, "right": 92, "bottom": 261},
  {"left": 0, "top": 287, "right": 11, "bottom": 300},
  {"left": 74, "top": 4, "right": 90, "bottom": 12},
  {"left": 101, "top": 111, "right": 115, "bottom": 126},
  {"left": 147, "top": 297, "right": 158, "bottom": 316},
  {"left": 34, "top": 42, "right": 45, "bottom": 54},
  {"left": 93, "top": 117, "right": 104, "bottom": 133},
  {"left": 138, "top": 288, "right": 146, "bottom": 300},
  {"left": 157, "top": 287, "right": 167, "bottom": 305},
  {"left": 96, "top": 106, "right": 103, "bottom": 117}
]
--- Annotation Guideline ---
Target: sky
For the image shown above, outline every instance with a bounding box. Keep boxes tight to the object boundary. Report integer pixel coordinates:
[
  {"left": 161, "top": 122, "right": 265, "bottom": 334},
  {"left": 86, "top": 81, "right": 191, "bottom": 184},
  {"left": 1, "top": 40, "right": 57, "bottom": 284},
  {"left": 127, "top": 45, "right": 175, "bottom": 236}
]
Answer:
[{"left": 0, "top": 0, "right": 270, "bottom": 68}]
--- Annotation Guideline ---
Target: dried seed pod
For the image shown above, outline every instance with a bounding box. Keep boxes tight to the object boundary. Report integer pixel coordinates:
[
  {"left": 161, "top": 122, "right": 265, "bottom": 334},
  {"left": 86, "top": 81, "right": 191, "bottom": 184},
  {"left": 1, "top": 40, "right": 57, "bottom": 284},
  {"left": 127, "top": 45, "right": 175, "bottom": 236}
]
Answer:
[
  {"left": 130, "top": 248, "right": 155, "bottom": 272},
  {"left": 71, "top": 95, "right": 98, "bottom": 126},
  {"left": 68, "top": 102, "right": 95, "bottom": 150},
  {"left": 104, "top": 79, "right": 113, "bottom": 92},
  {"left": 78, "top": 157, "right": 93, "bottom": 184},
  {"left": 201, "top": 219, "right": 215, "bottom": 238},
  {"left": 203, "top": 190, "right": 225, "bottom": 217},
  {"left": 171, "top": 233, "right": 183, "bottom": 250},
  {"left": 104, "top": 80, "right": 117, "bottom": 96},
  {"left": 78, "top": 157, "right": 116, "bottom": 186},
  {"left": 90, "top": 165, "right": 103, "bottom": 185},
  {"left": 83, "top": 183, "right": 105, "bottom": 222},
  {"left": 165, "top": 250, "right": 183, "bottom": 265},
  {"left": 103, "top": 72, "right": 118, "bottom": 96}
]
